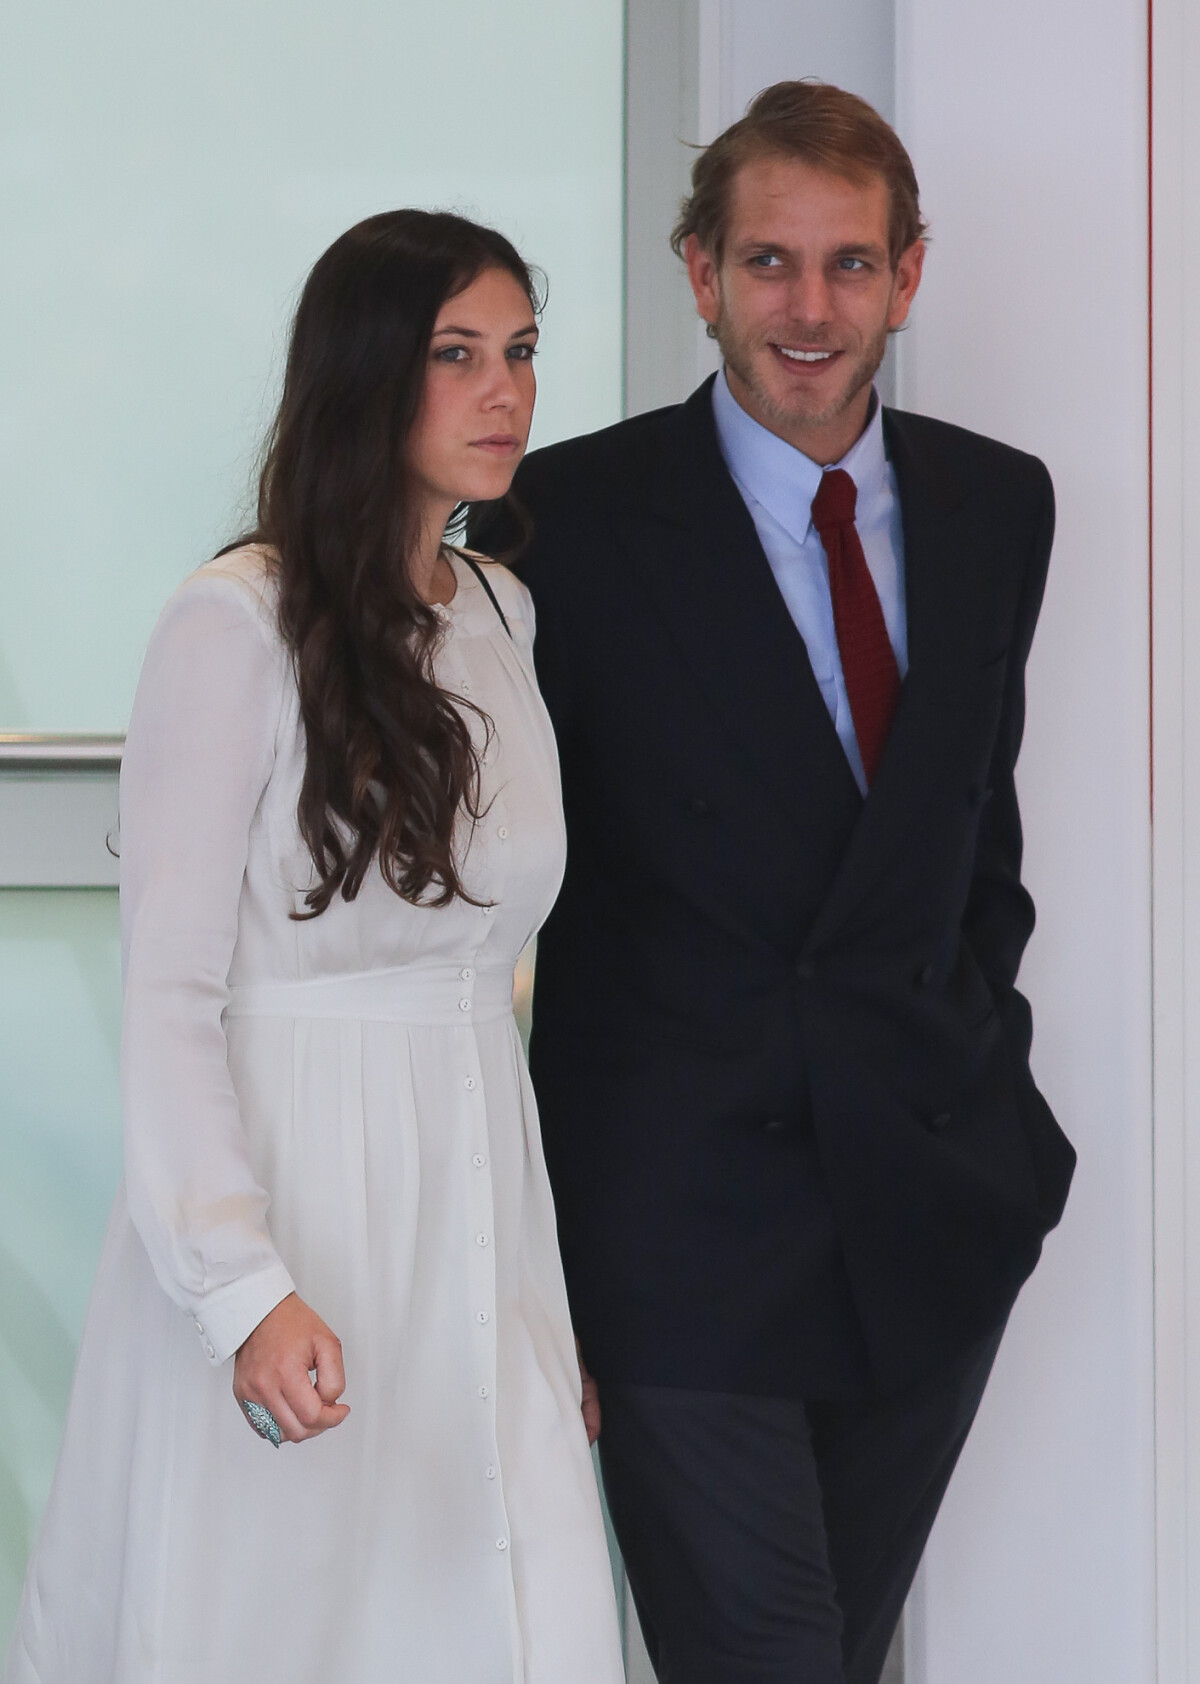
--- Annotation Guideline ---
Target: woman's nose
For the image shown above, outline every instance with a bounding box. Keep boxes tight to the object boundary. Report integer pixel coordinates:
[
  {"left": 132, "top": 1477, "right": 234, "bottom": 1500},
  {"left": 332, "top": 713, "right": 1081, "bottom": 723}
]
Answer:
[{"left": 485, "top": 358, "right": 523, "bottom": 409}]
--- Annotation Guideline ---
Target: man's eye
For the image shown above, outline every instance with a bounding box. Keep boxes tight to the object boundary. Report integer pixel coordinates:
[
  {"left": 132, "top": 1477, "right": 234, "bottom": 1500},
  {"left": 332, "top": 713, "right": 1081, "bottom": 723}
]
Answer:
[
  {"left": 749, "top": 253, "right": 783, "bottom": 269},
  {"left": 837, "top": 258, "right": 868, "bottom": 272}
]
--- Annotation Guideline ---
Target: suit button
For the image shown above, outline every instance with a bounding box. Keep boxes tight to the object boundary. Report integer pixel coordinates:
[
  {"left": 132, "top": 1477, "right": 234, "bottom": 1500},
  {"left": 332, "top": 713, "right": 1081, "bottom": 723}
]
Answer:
[
  {"left": 689, "top": 795, "right": 712, "bottom": 816},
  {"left": 968, "top": 785, "right": 994, "bottom": 809},
  {"left": 914, "top": 962, "right": 936, "bottom": 989},
  {"left": 928, "top": 1111, "right": 953, "bottom": 1132},
  {"left": 763, "top": 1117, "right": 788, "bottom": 1135},
  {"left": 794, "top": 958, "right": 817, "bottom": 982}
]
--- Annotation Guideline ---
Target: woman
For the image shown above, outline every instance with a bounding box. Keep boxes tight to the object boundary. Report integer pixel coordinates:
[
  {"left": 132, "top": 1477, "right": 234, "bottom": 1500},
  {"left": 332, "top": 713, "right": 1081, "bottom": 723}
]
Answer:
[{"left": 6, "top": 211, "right": 624, "bottom": 1684}]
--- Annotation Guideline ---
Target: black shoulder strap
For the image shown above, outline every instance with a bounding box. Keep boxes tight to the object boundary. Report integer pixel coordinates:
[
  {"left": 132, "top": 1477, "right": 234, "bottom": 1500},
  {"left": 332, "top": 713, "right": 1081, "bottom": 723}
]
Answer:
[{"left": 459, "top": 553, "right": 513, "bottom": 640}]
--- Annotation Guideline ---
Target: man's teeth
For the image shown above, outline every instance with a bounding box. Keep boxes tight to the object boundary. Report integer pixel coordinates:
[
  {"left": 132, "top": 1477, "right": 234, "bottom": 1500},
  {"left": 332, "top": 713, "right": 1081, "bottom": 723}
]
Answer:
[{"left": 776, "top": 346, "right": 835, "bottom": 362}]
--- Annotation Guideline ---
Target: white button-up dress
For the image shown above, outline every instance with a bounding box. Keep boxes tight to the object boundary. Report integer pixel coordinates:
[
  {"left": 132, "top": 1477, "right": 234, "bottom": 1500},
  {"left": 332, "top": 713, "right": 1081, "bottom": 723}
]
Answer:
[{"left": 5, "top": 547, "right": 624, "bottom": 1684}]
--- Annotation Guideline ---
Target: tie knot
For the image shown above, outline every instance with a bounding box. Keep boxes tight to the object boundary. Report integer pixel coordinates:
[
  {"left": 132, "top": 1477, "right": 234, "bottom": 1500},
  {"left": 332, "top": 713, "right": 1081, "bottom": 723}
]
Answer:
[{"left": 811, "top": 467, "right": 858, "bottom": 535}]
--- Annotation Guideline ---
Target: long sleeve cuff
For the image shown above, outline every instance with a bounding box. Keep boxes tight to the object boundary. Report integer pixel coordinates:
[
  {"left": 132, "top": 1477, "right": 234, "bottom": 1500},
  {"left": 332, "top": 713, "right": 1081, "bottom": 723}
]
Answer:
[{"left": 187, "top": 1260, "right": 297, "bottom": 1367}]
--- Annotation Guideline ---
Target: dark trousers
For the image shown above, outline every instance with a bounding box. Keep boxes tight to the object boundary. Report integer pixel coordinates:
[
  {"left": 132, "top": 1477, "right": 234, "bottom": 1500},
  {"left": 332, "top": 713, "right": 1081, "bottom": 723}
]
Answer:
[{"left": 597, "top": 1328, "right": 1003, "bottom": 1684}]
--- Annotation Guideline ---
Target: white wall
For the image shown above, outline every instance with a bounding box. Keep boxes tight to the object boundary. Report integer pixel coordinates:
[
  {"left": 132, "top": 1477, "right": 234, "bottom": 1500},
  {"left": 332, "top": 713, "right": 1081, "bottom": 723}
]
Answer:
[
  {"left": 712, "top": 0, "right": 894, "bottom": 127},
  {"left": 627, "top": 4, "right": 1156, "bottom": 1674},
  {"left": 895, "top": 3, "right": 1155, "bottom": 1680}
]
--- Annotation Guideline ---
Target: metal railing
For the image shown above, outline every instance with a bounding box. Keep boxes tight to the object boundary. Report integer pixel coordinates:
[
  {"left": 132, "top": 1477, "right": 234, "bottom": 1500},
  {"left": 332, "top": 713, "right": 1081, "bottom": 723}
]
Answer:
[
  {"left": 0, "top": 734, "right": 124, "bottom": 772},
  {"left": 0, "top": 737, "right": 123, "bottom": 886}
]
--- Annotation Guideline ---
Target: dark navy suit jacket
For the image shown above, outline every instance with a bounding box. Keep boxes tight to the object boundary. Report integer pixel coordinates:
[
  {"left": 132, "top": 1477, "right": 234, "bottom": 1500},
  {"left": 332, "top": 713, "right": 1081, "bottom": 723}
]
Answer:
[{"left": 471, "top": 376, "right": 1075, "bottom": 1397}]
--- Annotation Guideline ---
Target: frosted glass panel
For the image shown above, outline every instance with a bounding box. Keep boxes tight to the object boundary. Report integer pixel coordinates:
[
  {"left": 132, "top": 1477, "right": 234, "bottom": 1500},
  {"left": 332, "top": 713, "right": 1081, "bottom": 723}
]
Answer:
[
  {"left": 0, "top": 0, "right": 623, "bottom": 1652},
  {"left": 0, "top": 0, "right": 624, "bottom": 731},
  {"left": 0, "top": 891, "right": 122, "bottom": 1637}
]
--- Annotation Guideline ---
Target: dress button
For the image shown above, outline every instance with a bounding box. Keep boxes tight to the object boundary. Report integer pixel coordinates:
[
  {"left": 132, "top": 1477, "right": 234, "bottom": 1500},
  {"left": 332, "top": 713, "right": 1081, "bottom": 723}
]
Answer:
[
  {"left": 486, "top": 1465, "right": 497, "bottom": 1479},
  {"left": 482, "top": 905, "right": 495, "bottom": 915},
  {"left": 472, "top": 1153, "right": 486, "bottom": 1167},
  {"left": 465, "top": 1076, "right": 477, "bottom": 1091},
  {"left": 460, "top": 966, "right": 474, "bottom": 980},
  {"left": 476, "top": 1233, "right": 490, "bottom": 1247},
  {"left": 476, "top": 1311, "right": 490, "bottom": 1324},
  {"left": 461, "top": 681, "right": 472, "bottom": 693},
  {"left": 497, "top": 826, "right": 509, "bottom": 840},
  {"left": 205, "top": 1344, "right": 216, "bottom": 1358},
  {"left": 458, "top": 998, "right": 471, "bottom": 1012},
  {"left": 194, "top": 1318, "right": 203, "bottom": 1331},
  {"left": 496, "top": 1538, "right": 509, "bottom": 1551},
  {"left": 479, "top": 1385, "right": 490, "bottom": 1398}
]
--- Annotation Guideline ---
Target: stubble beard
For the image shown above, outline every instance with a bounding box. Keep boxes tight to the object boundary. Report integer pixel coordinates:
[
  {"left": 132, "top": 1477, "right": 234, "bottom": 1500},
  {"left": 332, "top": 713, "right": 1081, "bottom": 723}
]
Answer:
[{"left": 715, "top": 307, "right": 890, "bottom": 447}]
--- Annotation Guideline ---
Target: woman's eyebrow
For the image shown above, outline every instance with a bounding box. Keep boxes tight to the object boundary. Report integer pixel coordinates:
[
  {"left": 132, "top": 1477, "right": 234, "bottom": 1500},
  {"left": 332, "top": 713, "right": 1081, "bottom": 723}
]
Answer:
[{"left": 431, "top": 321, "right": 539, "bottom": 340}]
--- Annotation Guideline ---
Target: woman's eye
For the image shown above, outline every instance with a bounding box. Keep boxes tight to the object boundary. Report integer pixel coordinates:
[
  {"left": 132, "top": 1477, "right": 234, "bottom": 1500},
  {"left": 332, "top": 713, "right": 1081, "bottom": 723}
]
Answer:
[
  {"left": 434, "top": 345, "right": 469, "bottom": 363},
  {"left": 507, "top": 343, "right": 537, "bottom": 360}
]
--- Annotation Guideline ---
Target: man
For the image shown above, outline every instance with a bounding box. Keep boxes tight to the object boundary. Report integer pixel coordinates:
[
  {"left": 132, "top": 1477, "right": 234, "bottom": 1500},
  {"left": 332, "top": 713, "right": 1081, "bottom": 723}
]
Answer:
[{"left": 474, "top": 81, "right": 1075, "bottom": 1684}]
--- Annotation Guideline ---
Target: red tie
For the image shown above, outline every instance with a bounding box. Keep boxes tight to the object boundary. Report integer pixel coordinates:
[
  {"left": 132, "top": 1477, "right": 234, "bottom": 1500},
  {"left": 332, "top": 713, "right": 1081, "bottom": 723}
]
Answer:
[{"left": 810, "top": 468, "right": 900, "bottom": 786}]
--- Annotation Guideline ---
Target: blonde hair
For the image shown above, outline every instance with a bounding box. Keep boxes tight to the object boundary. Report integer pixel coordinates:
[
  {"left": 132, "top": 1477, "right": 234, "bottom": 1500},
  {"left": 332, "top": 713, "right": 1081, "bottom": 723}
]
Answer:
[{"left": 671, "top": 80, "right": 928, "bottom": 269}]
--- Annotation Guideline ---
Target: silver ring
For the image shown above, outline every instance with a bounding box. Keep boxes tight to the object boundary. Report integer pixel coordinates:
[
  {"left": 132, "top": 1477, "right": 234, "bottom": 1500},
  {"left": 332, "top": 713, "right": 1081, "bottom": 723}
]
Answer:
[{"left": 242, "top": 1399, "right": 282, "bottom": 1448}]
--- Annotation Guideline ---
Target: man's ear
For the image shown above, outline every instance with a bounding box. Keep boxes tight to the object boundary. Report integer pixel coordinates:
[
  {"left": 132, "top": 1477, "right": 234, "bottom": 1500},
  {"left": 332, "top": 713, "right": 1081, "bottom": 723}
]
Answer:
[
  {"left": 684, "top": 234, "right": 722, "bottom": 330},
  {"left": 886, "top": 238, "right": 925, "bottom": 333}
]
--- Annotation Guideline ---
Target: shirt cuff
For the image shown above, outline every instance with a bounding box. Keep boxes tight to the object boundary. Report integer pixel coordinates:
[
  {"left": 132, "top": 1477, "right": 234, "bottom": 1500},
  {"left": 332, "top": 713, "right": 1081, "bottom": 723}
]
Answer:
[{"left": 188, "top": 1261, "right": 297, "bottom": 1366}]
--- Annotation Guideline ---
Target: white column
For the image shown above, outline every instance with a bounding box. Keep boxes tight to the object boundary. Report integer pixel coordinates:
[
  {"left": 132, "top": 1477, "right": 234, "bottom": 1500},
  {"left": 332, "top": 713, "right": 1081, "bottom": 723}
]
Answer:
[
  {"left": 895, "top": 3, "right": 1155, "bottom": 1681},
  {"left": 1150, "top": 1, "right": 1200, "bottom": 1679}
]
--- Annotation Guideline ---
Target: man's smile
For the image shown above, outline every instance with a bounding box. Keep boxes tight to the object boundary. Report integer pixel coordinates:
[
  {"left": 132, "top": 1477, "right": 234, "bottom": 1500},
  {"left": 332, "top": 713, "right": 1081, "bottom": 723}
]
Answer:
[{"left": 774, "top": 345, "right": 838, "bottom": 362}]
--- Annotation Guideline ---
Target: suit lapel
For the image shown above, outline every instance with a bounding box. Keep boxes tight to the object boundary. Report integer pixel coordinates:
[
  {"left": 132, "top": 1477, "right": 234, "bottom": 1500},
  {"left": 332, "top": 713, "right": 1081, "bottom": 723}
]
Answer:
[
  {"left": 629, "top": 386, "right": 993, "bottom": 953},
  {"left": 634, "top": 379, "right": 862, "bottom": 837},
  {"left": 808, "top": 409, "right": 979, "bottom": 945}
]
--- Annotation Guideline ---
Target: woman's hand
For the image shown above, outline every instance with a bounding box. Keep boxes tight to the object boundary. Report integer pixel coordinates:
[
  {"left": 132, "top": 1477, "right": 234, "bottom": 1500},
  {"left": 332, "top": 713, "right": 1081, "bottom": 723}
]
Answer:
[
  {"left": 233, "top": 1292, "right": 350, "bottom": 1444},
  {"left": 577, "top": 1338, "right": 601, "bottom": 1446}
]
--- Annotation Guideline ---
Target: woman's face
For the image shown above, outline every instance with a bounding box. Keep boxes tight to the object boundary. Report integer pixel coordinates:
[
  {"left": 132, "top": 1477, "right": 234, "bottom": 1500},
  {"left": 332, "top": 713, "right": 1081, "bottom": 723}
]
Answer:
[{"left": 408, "top": 265, "right": 538, "bottom": 521}]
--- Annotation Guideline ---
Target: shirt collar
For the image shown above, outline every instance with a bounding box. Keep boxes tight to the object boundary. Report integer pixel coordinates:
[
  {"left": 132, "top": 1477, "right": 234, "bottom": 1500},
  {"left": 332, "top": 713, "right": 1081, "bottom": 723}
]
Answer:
[{"left": 711, "top": 364, "right": 889, "bottom": 544}]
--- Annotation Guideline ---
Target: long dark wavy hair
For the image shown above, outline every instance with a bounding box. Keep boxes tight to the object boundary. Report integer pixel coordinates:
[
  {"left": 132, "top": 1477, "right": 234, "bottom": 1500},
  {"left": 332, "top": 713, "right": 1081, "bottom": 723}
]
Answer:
[{"left": 233, "top": 210, "right": 540, "bottom": 917}]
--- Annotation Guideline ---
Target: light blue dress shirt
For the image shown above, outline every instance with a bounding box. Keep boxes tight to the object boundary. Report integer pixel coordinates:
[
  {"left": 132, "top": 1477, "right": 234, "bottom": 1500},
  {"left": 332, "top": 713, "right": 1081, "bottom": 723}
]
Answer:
[{"left": 711, "top": 366, "right": 908, "bottom": 795}]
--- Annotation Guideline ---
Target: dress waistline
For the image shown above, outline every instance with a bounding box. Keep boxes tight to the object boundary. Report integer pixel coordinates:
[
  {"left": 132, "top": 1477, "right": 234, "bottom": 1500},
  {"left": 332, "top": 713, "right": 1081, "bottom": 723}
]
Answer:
[{"left": 224, "top": 961, "right": 515, "bottom": 1026}]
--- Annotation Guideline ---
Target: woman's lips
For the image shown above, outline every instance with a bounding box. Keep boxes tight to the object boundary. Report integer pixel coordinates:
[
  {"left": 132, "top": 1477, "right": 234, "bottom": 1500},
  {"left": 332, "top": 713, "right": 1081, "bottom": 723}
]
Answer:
[{"left": 471, "top": 435, "right": 522, "bottom": 454}]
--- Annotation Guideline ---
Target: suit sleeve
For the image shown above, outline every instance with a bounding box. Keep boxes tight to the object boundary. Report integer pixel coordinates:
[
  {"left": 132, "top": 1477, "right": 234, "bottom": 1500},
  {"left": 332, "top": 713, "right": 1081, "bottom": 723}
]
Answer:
[{"left": 961, "top": 461, "right": 1055, "bottom": 1068}]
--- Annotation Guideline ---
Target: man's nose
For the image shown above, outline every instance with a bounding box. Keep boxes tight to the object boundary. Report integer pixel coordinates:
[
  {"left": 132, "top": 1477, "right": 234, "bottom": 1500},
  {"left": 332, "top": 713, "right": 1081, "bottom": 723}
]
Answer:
[{"left": 786, "top": 269, "right": 834, "bottom": 326}]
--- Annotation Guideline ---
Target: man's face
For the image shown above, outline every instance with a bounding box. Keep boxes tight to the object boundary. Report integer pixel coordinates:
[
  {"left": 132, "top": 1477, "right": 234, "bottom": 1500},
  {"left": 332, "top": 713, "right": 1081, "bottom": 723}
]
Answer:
[{"left": 685, "top": 153, "right": 924, "bottom": 464}]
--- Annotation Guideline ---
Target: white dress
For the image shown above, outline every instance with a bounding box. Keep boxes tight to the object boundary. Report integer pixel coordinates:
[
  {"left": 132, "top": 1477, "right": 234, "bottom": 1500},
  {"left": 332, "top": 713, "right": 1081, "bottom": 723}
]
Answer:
[{"left": 5, "top": 547, "right": 624, "bottom": 1684}]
